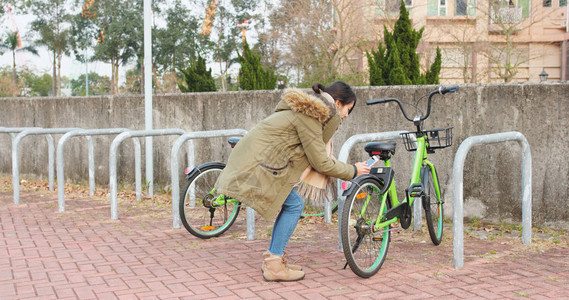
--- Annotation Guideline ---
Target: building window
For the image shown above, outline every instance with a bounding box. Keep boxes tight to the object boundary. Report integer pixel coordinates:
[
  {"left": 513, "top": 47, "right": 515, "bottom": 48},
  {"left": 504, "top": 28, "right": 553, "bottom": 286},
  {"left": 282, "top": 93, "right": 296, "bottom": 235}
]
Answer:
[
  {"left": 543, "top": 0, "right": 552, "bottom": 6},
  {"left": 561, "top": 0, "right": 567, "bottom": 6},
  {"left": 428, "top": 0, "right": 447, "bottom": 16},
  {"left": 456, "top": 0, "right": 476, "bottom": 16},
  {"left": 376, "top": 0, "right": 413, "bottom": 15},
  {"left": 490, "top": 0, "right": 529, "bottom": 22}
]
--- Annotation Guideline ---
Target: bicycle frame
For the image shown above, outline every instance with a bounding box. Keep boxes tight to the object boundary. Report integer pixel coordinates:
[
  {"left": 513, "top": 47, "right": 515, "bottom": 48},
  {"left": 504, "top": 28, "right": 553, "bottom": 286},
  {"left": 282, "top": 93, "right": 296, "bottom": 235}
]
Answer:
[{"left": 369, "top": 134, "right": 442, "bottom": 232}]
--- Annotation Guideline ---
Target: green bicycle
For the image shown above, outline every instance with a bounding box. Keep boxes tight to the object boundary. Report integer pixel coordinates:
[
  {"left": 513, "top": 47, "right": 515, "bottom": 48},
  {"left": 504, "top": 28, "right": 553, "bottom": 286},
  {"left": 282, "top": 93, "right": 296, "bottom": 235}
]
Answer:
[{"left": 340, "top": 85, "right": 458, "bottom": 278}]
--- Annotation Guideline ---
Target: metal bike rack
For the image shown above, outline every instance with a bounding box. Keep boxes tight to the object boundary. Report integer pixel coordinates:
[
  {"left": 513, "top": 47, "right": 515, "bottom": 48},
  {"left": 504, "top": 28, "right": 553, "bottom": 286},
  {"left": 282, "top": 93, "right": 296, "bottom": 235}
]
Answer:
[
  {"left": 11, "top": 128, "right": 81, "bottom": 204},
  {"left": 109, "top": 129, "right": 186, "bottom": 219},
  {"left": 452, "top": 131, "right": 532, "bottom": 269},
  {"left": 170, "top": 129, "right": 248, "bottom": 230},
  {"left": 0, "top": 127, "right": 42, "bottom": 140},
  {"left": 0, "top": 127, "right": 41, "bottom": 190},
  {"left": 56, "top": 128, "right": 142, "bottom": 212},
  {"left": 335, "top": 131, "right": 413, "bottom": 251}
]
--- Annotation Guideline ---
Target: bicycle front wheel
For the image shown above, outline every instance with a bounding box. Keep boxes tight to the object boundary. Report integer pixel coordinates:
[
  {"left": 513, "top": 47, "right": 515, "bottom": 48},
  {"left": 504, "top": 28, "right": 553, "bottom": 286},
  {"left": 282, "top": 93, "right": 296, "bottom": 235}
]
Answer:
[
  {"left": 179, "top": 163, "right": 241, "bottom": 239},
  {"left": 341, "top": 178, "right": 391, "bottom": 278},
  {"left": 423, "top": 168, "right": 444, "bottom": 245}
]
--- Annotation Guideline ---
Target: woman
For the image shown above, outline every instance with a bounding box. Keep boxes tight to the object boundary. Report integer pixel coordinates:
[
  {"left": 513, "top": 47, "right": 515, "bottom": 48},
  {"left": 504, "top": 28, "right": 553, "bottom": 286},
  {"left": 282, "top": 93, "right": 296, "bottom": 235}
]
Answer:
[{"left": 215, "top": 81, "right": 370, "bottom": 281}]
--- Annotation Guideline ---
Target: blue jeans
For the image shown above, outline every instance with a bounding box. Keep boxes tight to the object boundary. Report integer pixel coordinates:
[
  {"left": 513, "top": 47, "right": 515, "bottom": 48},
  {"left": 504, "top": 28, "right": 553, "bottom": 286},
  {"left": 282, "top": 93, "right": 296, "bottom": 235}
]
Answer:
[{"left": 268, "top": 189, "right": 304, "bottom": 256}]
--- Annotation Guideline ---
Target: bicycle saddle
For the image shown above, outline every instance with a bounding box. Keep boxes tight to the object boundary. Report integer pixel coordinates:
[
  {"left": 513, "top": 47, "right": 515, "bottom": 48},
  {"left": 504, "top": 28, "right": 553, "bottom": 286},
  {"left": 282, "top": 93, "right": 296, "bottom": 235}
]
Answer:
[
  {"left": 228, "top": 137, "right": 242, "bottom": 148},
  {"left": 364, "top": 141, "right": 396, "bottom": 155}
]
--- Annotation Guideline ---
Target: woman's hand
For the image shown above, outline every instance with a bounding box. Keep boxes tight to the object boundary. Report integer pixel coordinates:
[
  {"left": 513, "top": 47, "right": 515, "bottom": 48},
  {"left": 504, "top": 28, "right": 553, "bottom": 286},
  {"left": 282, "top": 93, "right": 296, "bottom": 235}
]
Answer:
[{"left": 354, "top": 162, "right": 371, "bottom": 176}]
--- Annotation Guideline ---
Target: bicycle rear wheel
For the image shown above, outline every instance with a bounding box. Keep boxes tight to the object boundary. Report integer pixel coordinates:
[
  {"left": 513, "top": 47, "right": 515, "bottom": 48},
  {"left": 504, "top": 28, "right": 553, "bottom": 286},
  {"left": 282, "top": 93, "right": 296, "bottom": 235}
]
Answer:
[
  {"left": 341, "top": 178, "right": 391, "bottom": 278},
  {"left": 301, "top": 200, "right": 338, "bottom": 217},
  {"left": 423, "top": 168, "right": 444, "bottom": 245},
  {"left": 179, "top": 163, "right": 241, "bottom": 239}
]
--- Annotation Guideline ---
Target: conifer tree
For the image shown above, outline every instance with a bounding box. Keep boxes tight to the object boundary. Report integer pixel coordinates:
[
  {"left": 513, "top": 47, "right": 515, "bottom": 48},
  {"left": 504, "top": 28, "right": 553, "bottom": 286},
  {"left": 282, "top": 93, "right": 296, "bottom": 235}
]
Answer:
[
  {"left": 387, "top": 40, "right": 411, "bottom": 85},
  {"left": 178, "top": 55, "right": 216, "bottom": 92},
  {"left": 425, "top": 47, "right": 442, "bottom": 84},
  {"left": 368, "top": 0, "right": 441, "bottom": 85},
  {"left": 367, "top": 43, "right": 385, "bottom": 86},
  {"left": 238, "top": 40, "right": 277, "bottom": 90}
]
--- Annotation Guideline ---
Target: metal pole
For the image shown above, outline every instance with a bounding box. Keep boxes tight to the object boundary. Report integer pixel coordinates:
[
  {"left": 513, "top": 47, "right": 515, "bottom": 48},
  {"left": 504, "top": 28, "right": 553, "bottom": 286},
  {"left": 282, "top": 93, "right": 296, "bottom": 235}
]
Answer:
[
  {"left": 87, "top": 136, "right": 95, "bottom": 195},
  {"left": 452, "top": 131, "right": 532, "bottom": 269},
  {"left": 246, "top": 207, "right": 256, "bottom": 240},
  {"left": 46, "top": 135, "right": 55, "bottom": 191},
  {"left": 85, "top": 45, "right": 89, "bottom": 96},
  {"left": 144, "top": 0, "right": 154, "bottom": 198}
]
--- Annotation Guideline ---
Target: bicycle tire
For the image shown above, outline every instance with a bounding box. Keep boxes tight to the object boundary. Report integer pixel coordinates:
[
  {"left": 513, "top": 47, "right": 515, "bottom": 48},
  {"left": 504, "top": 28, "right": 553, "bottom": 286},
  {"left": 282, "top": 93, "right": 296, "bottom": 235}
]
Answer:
[
  {"left": 179, "top": 163, "right": 241, "bottom": 239},
  {"left": 423, "top": 168, "right": 444, "bottom": 245},
  {"left": 341, "top": 178, "right": 391, "bottom": 278}
]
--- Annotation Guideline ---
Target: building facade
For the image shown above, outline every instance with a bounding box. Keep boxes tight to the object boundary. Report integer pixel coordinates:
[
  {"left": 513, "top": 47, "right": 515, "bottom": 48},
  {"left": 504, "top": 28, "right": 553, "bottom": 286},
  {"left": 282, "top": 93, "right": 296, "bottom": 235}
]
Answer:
[{"left": 346, "top": 0, "right": 569, "bottom": 83}]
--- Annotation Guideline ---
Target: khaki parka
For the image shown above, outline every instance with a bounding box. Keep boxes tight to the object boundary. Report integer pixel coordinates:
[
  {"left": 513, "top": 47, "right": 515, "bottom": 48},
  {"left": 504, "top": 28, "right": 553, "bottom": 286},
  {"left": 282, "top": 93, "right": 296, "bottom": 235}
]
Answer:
[{"left": 215, "top": 88, "right": 356, "bottom": 220}]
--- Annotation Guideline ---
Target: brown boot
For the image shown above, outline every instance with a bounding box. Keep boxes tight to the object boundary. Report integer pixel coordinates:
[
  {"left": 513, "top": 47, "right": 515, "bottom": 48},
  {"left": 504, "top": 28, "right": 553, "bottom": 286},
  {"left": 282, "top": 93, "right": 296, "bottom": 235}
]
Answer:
[
  {"left": 262, "top": 251, "right": 303, "bottom": 271},
  {"left": 262, "top": 256, "right": 305, "bottom": 282}
]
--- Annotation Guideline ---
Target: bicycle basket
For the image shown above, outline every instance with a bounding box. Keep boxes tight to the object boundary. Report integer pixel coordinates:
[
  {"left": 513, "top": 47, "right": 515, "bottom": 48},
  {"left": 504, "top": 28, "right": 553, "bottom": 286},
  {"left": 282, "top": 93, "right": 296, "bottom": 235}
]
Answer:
[{"left": 400, "top": 127, "right": 453, "bottom": 152}]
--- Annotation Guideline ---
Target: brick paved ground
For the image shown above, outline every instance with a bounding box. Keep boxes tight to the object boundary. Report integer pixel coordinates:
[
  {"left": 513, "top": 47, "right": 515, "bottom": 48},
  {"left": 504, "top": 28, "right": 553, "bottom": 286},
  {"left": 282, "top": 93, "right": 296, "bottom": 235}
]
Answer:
[{"left": 1, "top": 179, "right": 568, "bottom": 299}]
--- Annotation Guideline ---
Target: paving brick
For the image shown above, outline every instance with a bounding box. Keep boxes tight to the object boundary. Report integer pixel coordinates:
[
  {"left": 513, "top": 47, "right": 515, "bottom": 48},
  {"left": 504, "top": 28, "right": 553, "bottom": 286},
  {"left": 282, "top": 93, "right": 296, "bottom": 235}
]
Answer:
[{"left": 1, "top": 187, "right": 568, "bottom": 300}]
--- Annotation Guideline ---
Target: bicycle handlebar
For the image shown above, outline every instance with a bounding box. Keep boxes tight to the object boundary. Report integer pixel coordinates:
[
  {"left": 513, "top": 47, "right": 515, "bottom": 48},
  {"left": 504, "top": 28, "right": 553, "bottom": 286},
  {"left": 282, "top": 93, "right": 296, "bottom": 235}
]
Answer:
[
  {"left": 439, "top": 85, "right": 459, "bottom": 95},
  {"left": 366, "top": 85, "right": 459, "bottom": 122}
]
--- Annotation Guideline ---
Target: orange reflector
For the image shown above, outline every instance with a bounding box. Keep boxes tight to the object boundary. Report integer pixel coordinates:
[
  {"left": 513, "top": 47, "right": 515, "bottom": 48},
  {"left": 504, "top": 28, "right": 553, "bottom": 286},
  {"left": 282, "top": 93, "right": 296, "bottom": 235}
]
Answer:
[
  {"left": 356, "top": 193, "right": 367, "bottom": 199},
  {"left": 201, "top": 225, "right": 215, "bottom": 231}
]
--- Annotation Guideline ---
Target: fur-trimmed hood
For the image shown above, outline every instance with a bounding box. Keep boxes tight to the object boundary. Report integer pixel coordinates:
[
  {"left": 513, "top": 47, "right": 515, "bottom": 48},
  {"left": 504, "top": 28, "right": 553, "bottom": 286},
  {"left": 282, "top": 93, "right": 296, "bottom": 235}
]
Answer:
[{"left": 275, "top": 88, "right": 337, "bottom": 123}]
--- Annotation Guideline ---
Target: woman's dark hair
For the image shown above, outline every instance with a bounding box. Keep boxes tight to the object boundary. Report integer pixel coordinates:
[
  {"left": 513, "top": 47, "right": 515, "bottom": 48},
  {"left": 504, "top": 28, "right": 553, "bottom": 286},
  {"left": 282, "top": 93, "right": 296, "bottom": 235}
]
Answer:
[{"left": 312, "top": 81, "right": 357, "bottom": 114}]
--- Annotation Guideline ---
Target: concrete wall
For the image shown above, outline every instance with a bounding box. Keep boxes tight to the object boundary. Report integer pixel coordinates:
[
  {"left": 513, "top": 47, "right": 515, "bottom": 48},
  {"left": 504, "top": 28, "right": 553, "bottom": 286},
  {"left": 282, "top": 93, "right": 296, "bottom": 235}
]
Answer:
[{"left": 1, "top": 82, "right": 568, "bottom": 227}]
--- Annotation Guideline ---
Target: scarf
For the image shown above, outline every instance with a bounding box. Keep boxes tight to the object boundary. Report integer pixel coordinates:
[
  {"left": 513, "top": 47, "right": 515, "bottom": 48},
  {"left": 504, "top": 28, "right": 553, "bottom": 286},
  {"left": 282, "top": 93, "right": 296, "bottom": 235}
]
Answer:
[{"left": 294, "top": 140, "right": 337, "bottom": 204}]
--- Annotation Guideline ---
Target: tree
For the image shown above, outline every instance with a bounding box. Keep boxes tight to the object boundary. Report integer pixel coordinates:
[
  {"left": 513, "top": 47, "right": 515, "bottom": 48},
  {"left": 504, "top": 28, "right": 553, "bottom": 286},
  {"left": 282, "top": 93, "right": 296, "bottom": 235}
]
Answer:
[
  {"left": 368, "top": 1, "right": 441, "bottom": 85},
  {"left": 268, "top": 0, "right": 335, "bottom": 86},
  {"left": 29, "top": 0, "right": 71, "bottom": 96},
  {"left": 153, "top": 0, "right": 205, "bottom": 93},
  {"left": 87, "top": 0, "right": 143, "bottom": 94},
  {"left": 0, "top": 66, "right": 22, "bottom": 97},
  {"left": 428, "top": 11, "right": 487, "bottom": 83},
  {"left": 67, "top": 8, "right": 99, "bottom": 93},
  {"left": 425, "top": 47, "right": 442, "bottom": 84},
  {"left": 238, "top": 40, "right": 277, "bottom": 90},
  {"left": 0, "top": 31, "right": 39, "bottom": 87},
  {"left": 70, "top": 72, "right": 111, "bottom": 96},
  {"left": 207, "top": 0, "right": 257, "bottom": 91},
  {"left": 266, "top": 0, "right": 372, "bottom": 86},
  {"left": 154, "top": 0, "right": 202, "bottom": 74},
  {"left": 367, "top": 43, "right": 386, "bottom": 86},
  {"left": 123, "top": 68, "right": 142, "bottom": 94},
  {"left": 482, "top": 0, "right": 544, "bottom": 82},
  {"left": 178, "top": 55, "right": 216, "bottom": 92},
  {"left": 19, "top": 67, "right": 53, "bottom": 96}
]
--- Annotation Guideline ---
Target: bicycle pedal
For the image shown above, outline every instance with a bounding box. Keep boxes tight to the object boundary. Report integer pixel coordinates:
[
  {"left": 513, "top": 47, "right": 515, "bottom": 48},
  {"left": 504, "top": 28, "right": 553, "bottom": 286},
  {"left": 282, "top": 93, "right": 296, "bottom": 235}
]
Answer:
[
  {"left": 408, "top": 183, "right": 424, "bottom": 198},
  {"left": 372, "top": 237, "right": 383, "bottom": 241}
]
